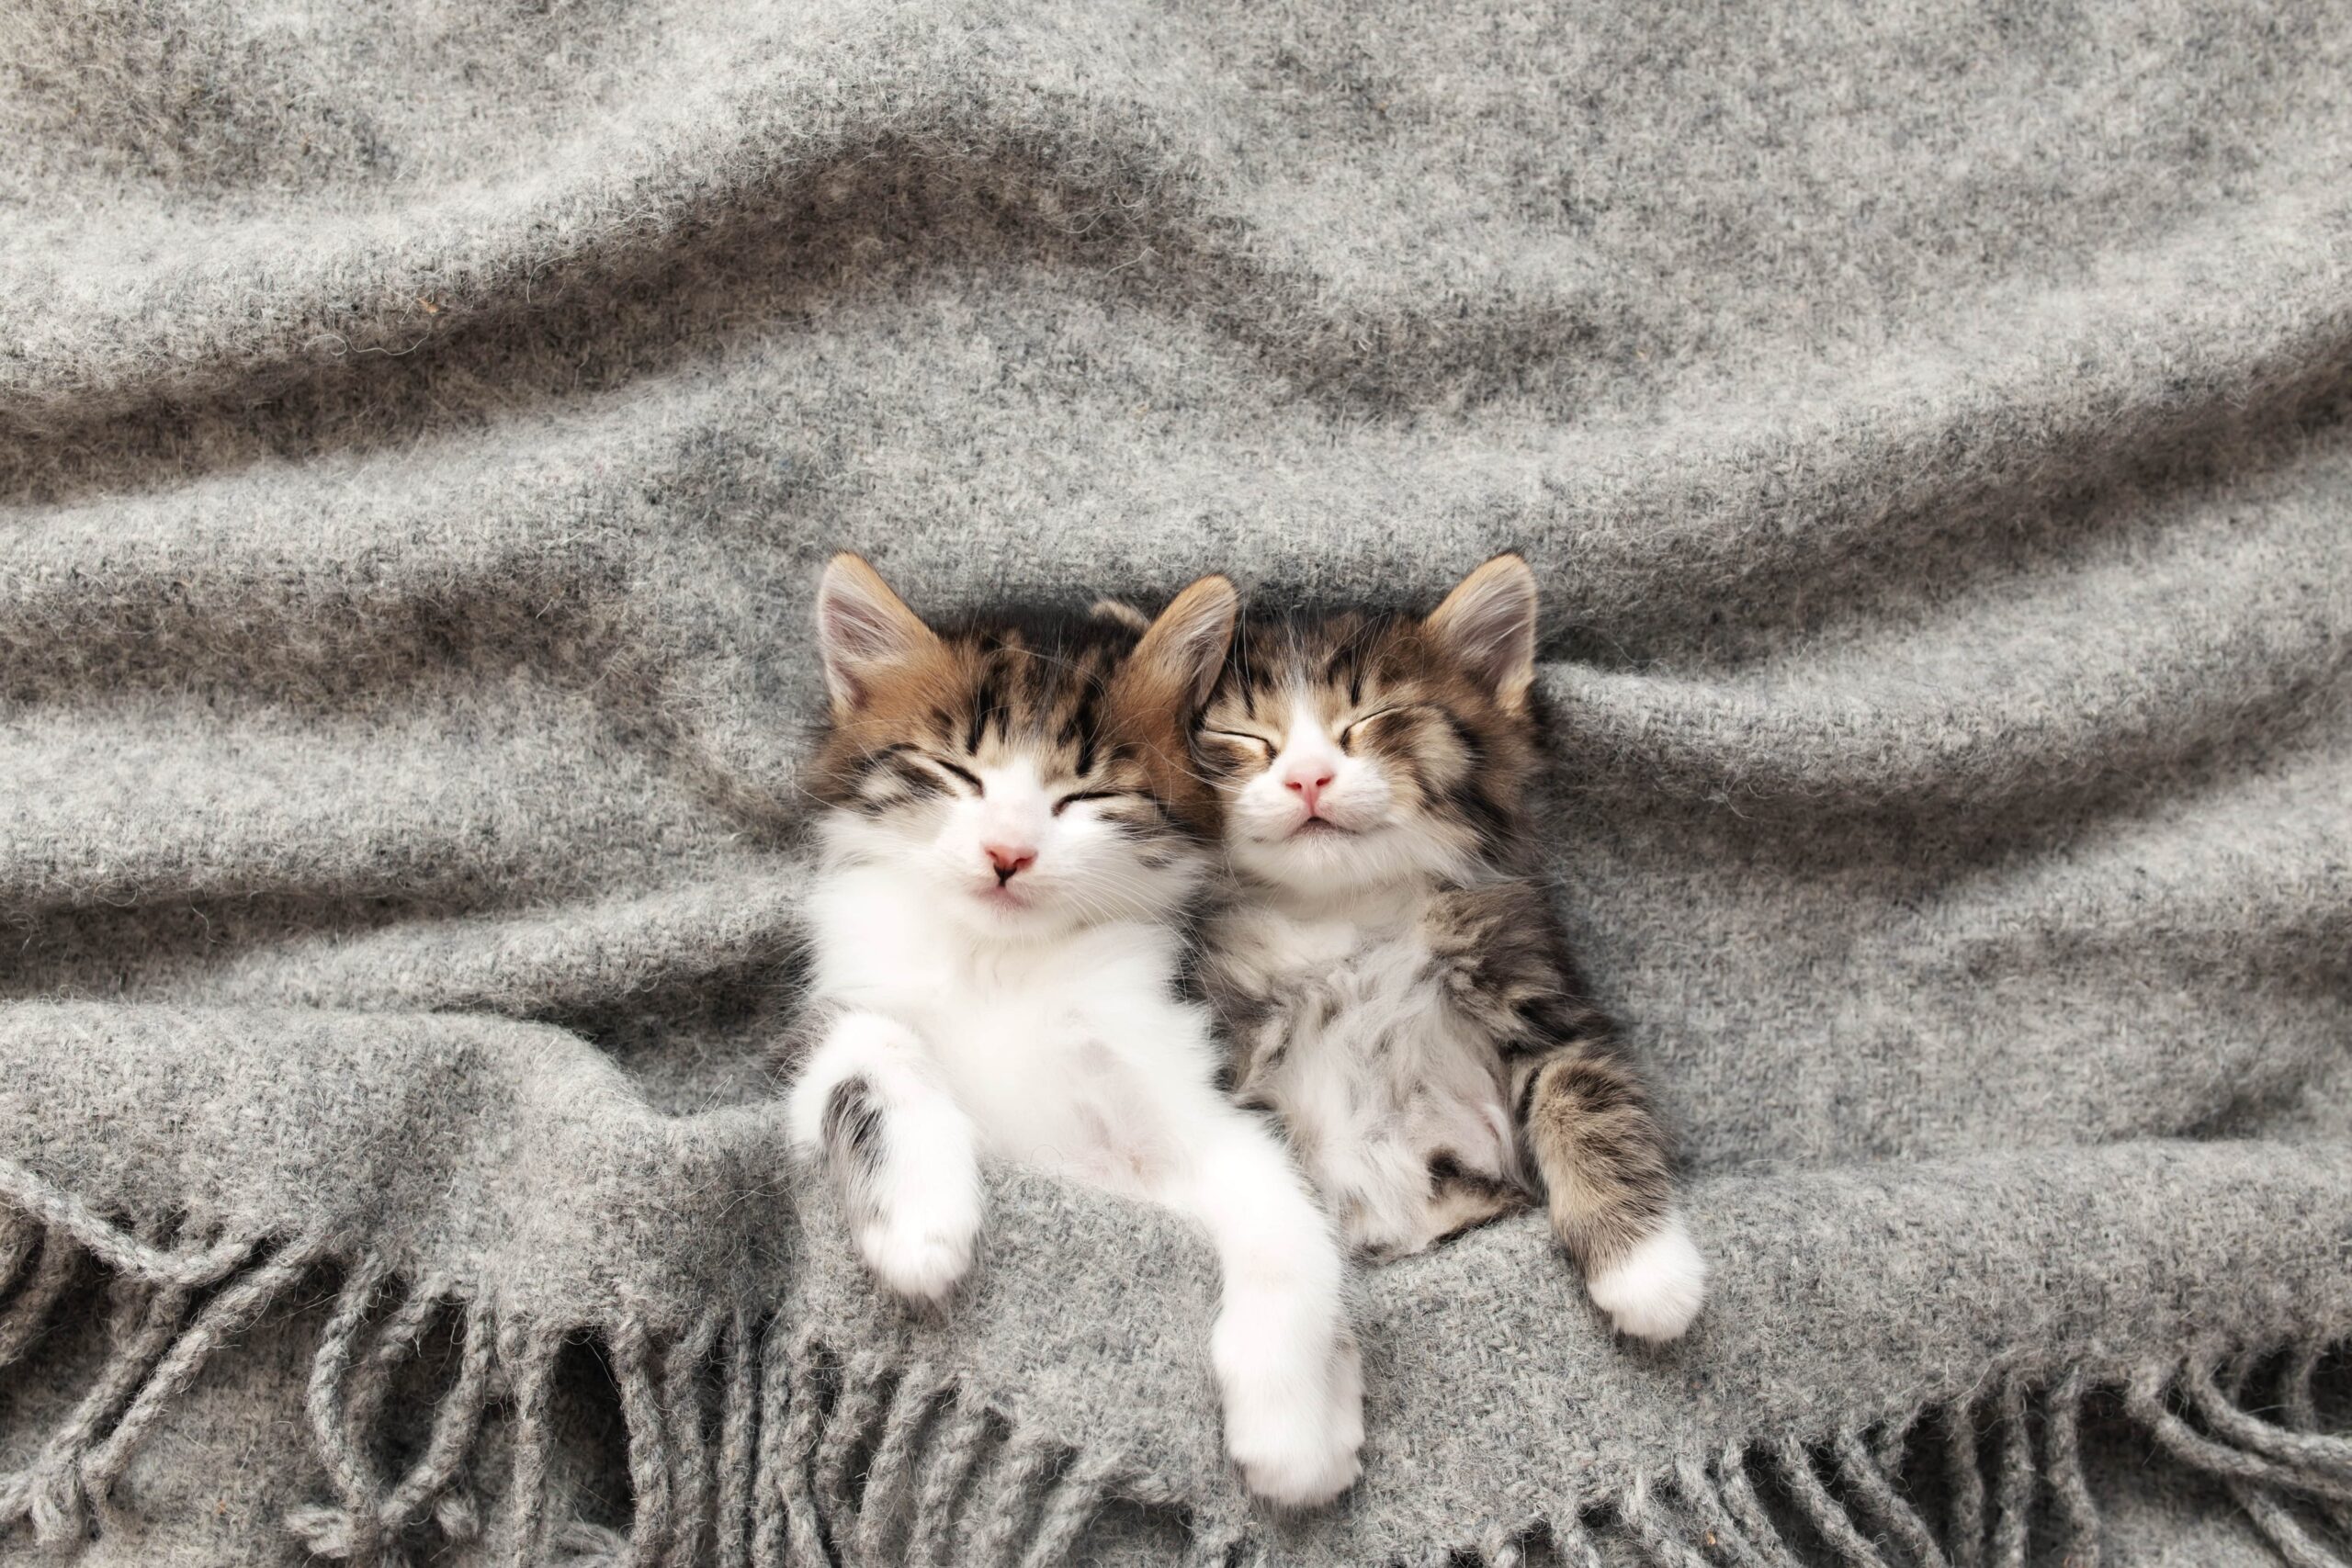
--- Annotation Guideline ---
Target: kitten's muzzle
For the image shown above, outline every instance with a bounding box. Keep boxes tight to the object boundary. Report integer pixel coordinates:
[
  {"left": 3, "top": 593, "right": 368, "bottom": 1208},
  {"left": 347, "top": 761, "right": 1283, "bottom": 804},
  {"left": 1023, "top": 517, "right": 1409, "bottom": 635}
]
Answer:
[
  {"left": 984, "top": 843, "right": 1037, "bottom": 885},
  {"left": 1282, "top": 762, "right": 1337, "bottom": 815}
]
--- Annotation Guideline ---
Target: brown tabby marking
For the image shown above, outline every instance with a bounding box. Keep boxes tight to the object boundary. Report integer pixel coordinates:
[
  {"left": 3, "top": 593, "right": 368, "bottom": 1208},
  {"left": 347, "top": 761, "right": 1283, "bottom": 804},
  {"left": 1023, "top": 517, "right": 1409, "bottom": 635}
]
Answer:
[
  {"left": 1422, "top": 883, "right": 1669, "bottom": 1267},
  {"left": 1204, "top": 609, "right": 1537, "bottom": 857},
  {"left": 810, "top": 558, "right": 1230, "bottom": 843}
]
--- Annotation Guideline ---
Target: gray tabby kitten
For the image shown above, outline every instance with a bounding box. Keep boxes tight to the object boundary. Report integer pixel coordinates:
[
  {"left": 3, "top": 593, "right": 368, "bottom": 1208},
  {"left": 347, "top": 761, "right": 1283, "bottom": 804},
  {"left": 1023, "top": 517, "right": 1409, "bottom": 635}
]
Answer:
[{"left": 1192, "top": 556, "right": 1705, "bottom": 1341}]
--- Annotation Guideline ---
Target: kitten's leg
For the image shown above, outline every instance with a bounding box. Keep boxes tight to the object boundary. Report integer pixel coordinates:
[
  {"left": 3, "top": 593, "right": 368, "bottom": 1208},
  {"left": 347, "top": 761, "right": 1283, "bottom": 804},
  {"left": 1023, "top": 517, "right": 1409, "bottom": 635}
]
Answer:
[
  {"left": 1170, "top": 1104, "right": 1363, "bottom": 1508},
  {"left": 1318, "top": 1126, "right": 1441, "bottom": 1259},
  {"left": 1515, "top": 1041, "right": 1704, "bottom": 1342},
  {"left": 787, "top": 1010, "right": 982, "bottom": 1306},
  {"left": 1426, "top": 883, "right": 1705, "bottom": 1340}
]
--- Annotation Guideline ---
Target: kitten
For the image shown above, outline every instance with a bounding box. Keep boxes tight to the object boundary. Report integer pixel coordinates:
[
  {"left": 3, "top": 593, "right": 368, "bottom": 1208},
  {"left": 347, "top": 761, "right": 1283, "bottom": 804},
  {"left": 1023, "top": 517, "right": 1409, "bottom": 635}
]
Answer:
[
  {"left": 1194, "top": 556, "right": 1706, "bottom": 1342},
  {"left": 784, "top": 554, "right": 1364, "bottom": 1506}
]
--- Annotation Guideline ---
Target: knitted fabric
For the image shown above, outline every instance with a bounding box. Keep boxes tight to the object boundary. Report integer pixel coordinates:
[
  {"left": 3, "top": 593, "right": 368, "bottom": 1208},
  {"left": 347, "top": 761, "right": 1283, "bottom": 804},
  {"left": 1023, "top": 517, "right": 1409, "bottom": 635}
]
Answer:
[{"left": 3, "top": 0, "right": 2349, "bottom": 1562}]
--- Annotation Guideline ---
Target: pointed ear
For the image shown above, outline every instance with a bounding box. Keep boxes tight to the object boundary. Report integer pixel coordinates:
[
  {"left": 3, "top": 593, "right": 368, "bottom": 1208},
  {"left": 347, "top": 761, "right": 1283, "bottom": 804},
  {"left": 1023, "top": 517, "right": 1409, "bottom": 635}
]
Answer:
[
  {"left": 1088, "top": 596, "right": 1152, "bottom": 635},
  {"left": 815, "top": 553, "right": 937, "bottom": 712},
  {"left": 1127, "top": 574, "right": 1238, "bottom": 712},
  {"left": 1425, "top": 554, "right": 1538, "bottom": 709}
]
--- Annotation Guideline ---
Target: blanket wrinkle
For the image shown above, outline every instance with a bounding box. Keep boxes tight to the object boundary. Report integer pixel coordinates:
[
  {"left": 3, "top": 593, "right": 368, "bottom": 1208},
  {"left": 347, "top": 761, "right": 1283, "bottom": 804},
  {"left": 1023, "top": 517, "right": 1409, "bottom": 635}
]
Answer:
[{"left": 6, "top": 0, "right": 2352, "bottom": 1562}]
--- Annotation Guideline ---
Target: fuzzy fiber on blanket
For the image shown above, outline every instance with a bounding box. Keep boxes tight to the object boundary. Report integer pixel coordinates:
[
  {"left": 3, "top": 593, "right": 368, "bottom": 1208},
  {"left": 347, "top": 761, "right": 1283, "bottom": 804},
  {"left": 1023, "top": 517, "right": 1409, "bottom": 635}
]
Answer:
[{"left": 3, "top": 1, "right": 2351, "bottom": 1564}]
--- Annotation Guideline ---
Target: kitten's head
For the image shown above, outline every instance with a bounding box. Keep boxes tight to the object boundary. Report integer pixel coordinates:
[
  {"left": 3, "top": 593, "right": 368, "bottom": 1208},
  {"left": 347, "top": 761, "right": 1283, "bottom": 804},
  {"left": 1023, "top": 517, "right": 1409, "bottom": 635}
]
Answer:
[
  {"left": 1200, "top": 554, "right": 1541, "bottom": 896},
  {"left": 810, "top": 553, "right": 1238, "bottom": 939}
]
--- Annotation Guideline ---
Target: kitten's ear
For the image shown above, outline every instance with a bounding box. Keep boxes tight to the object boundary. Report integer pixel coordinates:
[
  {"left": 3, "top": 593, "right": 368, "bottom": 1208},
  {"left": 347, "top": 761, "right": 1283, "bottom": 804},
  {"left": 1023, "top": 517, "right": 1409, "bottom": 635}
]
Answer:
[
  {"left": 1426, "top": 553, "right": 1538, "bottom": 709},
  {"left": 1088, "top": 597, "right": 1152, "bottom": 635},
  {"left": 815, "top": 553, "right": 938, "bottom": 712},
  {"left": 1127, "top": 575, "right": 1239, "bottom": 711}
]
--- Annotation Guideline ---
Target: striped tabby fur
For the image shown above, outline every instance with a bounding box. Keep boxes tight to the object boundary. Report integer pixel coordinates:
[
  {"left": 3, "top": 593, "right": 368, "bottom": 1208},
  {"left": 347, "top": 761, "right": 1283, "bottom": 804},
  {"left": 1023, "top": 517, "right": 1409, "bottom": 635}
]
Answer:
[{"left": 1195, "top": 555, "right": 1706, "bottom": 1341}]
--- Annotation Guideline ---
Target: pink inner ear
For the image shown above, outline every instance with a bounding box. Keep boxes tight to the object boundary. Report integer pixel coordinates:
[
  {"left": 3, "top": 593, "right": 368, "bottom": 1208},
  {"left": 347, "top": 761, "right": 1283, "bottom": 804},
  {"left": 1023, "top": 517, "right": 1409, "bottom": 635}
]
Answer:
[
  {"left": 1438, "top": 580, "right": 1535, "bottom": 694},
  {"left": 1138, "top": 589, "right": 1237, "bottom": 707},
  {"left": 823, "top": 595, "right": 899, "bottom": 662},
  {"left": 1175, "top": 619, "right": 1230, "bottom": 702},
  {"left": 820, "top": 586, "right": 921, "bottom": 705}
]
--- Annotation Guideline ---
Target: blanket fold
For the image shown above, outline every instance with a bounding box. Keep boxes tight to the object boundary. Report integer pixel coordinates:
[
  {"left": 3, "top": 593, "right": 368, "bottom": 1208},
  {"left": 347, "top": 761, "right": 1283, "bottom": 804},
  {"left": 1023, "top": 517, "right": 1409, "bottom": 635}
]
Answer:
[
  {"left": 4, "top": 1006, "right": 2348, "bottom": 1563},
  {"left": 5, "top": 0, "right": 2349, "bottom": 1562}
]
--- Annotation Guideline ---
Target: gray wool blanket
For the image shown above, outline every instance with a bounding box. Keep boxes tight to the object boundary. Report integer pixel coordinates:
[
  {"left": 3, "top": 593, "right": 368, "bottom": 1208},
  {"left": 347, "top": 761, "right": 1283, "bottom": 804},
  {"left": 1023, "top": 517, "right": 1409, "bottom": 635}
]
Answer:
[{"left": 3, "top": 1, "right": 2350, "bottom": 1564}]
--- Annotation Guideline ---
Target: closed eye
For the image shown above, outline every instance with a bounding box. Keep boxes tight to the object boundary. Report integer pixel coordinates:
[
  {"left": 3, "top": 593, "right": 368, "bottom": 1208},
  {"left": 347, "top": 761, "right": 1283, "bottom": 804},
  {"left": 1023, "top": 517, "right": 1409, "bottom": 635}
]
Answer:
[
  {"left": 888, "top": 748, "right": 983, "bottom": 795},
  {"left": 932, "top": 757, "right": 985, "bottom": 793},
  {"left": 1201, "top": 730, "right": 1277, "bottom": 761},
  {"left": 1336, "top": 709, "right": 1397, "bottom": 750},
  {"left": 1052, "top": 789, "right": 1122, "bottom": 816}
]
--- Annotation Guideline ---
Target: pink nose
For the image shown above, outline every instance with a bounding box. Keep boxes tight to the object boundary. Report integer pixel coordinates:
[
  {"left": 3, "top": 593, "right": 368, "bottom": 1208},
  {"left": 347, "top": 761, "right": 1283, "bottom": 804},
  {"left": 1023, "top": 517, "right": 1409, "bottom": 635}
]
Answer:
[
  {"left": 984, "top": 844, "right": 1036, "bottom": 885},
  {"left": 1283, "top": 763, "right": 1337, "bottom": 814}
]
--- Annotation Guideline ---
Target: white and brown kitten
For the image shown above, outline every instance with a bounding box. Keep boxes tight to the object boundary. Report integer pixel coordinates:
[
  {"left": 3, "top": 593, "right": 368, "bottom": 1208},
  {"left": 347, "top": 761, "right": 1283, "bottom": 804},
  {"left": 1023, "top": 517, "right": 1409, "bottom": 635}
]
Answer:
[
  {"left": 785, "top": 554, "right": 1363, "bottom": 1506},
  {"left": 1194, "top": 555, "right": 1705, "bottom": 1342}
]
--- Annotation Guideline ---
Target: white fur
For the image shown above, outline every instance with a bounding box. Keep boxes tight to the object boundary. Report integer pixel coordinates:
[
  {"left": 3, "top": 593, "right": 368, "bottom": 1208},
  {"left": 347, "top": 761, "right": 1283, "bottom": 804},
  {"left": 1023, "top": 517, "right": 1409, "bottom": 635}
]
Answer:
[
  {"left": 1585, "top": 1214, "right": 1707, "bottom": 1342},
  {"left": 788, "top": 757, "right": 1363, "bottom": 1506},
  {"left": 1209, "top": 694, "right": 1520, "bottom": 1257},
  {"left": 788, "top": 1011, "right": 980, "bottom": 1303},
  {"left": 829, "top": 755, "right": 1204, "bottom": 944}
]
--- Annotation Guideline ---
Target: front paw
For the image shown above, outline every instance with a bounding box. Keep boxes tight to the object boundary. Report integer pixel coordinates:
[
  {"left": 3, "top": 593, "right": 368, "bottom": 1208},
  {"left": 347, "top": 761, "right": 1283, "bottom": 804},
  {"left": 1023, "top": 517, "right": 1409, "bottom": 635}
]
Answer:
[
  {"left": 1586, "top": 1216, "right": 1706, "bottom": 1343},
  {"left": 1228, "top": 1372, "right": 1363, "bottom": 1508},
  {"left": 858, "top": 1212, "right": 975, "bottom": 1306},
  {"left": 1215, "top": 1320, "right": 1363, "bottom": 1507},
  {"left": 855, "top": 1172, "right": 981, "bottom": 1307}
]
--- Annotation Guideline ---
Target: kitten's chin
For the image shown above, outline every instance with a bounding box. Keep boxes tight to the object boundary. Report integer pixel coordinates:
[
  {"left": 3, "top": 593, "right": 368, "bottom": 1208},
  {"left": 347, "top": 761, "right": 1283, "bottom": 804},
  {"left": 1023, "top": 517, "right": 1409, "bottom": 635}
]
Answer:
[
  {"left": 1232, "top": 826, "right": 1396, "bottom": 894},
  {"left": 942, "top": 864, "right": 1204, "bottom": 942},
  {"left": 941, "top": 885, "right": 1081, "bottom": 941},
  {"left": 1230, "top": 818, "right": 1469, "bottom": 896}
]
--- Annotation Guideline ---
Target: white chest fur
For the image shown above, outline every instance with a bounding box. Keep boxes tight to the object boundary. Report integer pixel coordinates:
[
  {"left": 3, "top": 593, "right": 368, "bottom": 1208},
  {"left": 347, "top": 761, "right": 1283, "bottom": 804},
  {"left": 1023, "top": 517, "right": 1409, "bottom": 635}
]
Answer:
[
  {"left": 794, "top": 855, "right": 1370, "bottom": 1503},
  {"left": 811, "top": 864, "right": 1219, "bottom": 1196},
  {"left": 1209, "top": 884, "right": 1524, "bottom": 1257}
]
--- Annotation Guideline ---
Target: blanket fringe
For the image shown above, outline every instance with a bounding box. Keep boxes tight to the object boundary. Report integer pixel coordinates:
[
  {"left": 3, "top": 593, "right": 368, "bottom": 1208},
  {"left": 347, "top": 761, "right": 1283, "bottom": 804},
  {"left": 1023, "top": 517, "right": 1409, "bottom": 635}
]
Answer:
[
  {"left": 0, "top": 1199, "right": 331, "bottom": 1548},
  {"left": 0, "top": 1179, "right": 2346, "bottom": 1567},
  {"left": 356, "top": 1332, "right": 2347, "bottom": 1568},
  {"left": 1487, "top": 1346, "right": 2348, "bottom": 1568}
]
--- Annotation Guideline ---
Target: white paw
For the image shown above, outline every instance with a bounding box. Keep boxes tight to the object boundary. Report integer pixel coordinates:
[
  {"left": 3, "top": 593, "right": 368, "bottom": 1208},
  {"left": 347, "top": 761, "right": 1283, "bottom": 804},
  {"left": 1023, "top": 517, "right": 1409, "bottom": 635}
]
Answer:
[
  {"left": 1228, "top": 1394, "right": 1363, "bottom": 1509},
  {"left": 1214, "top": 1313, "right": 1363, "bottom": 1508},
  {"left": 1326, "top": 1332, "right": 1364, "bottom": 1458},
  {"left": 838, "top": 1088, "right": 982, "bottom": 1307},
  {"left": 858, "top": 1213, "right": 975, "bottom": 1305},
  {"left": 1587, "top": 1216, "right": 1706, "bottom": 1343},
  {"left": 855, "top": 1133, "right": 983, "bottom": 1306}
]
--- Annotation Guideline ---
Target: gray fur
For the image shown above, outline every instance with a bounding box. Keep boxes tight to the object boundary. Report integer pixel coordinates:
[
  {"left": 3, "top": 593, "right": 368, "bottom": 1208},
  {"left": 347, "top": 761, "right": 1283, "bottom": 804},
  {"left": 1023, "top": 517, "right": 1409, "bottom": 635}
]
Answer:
[
  {"left": 1205, "top": 889, "right": 1537, "bottom": 1260},
  {"left": 819, "top": 1076, "right": 889, "bottom": 1232}
]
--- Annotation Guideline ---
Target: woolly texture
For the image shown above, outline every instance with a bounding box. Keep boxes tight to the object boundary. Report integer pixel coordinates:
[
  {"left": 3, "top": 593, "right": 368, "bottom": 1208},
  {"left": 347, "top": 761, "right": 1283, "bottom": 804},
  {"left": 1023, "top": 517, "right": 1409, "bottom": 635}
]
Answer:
[{"left": 3, "top": 0, "right": 2351, "bottom": 1563}]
